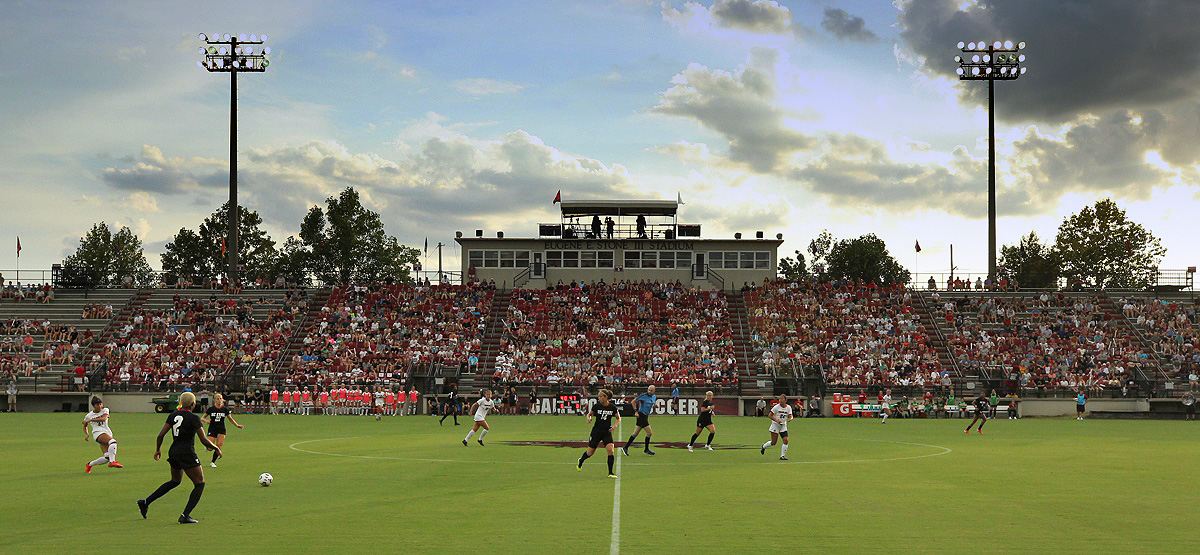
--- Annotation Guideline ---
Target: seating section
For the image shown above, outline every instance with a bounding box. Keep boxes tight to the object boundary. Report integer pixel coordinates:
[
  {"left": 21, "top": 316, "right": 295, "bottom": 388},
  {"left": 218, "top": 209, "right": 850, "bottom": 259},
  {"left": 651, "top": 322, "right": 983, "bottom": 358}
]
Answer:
[
  {"left": 936, "top": 292, "right": 1150, "bottom": 392},
  {"left": 497, "top": 283, "right": 736, "bottom": 387},
  {"left": 93, "top": 290, "right": 302, "bottom": 390},
  {"left": 283, "top": 284, "right": 494, "bottom": 388},
  {"left": 1116, "top": 296, "right": 1199, "bottom": 385},
  {"left": 744, "top": 282, "right": 943, "bottom": 389}
]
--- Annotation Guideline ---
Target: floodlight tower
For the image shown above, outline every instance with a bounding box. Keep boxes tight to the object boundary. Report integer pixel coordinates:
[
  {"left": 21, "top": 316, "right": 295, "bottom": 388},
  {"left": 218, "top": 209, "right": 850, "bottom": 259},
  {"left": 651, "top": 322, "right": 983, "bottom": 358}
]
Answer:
[
  {"left": 197, "top": 33, "right": 272, "bottom": 283},
  {"left": 955, "top": 39, "right": 1026, "bottom": 284}
]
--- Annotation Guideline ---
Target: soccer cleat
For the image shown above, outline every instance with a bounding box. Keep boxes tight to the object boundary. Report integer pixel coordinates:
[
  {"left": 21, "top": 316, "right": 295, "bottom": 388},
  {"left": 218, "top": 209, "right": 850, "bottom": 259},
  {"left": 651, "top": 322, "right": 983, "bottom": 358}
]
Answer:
[
  {"left": 608, "top": 474, "right": 618, "bottom": 479},
  {"left": 462, "top": 439, "right": 468, "bottom": 446},
  {"left": 687, "top": 444, "right": 693, "bottom": 452},
  {"left": 178, "top": 515, "right": 197, "bottom": 524},
  {"left": 477, "top": 439, "right": 484, "bottom": 446},
  {"left": 760, "top": 446, "right": 766, "bottom": 455},
  {"left": 964, "top": 429, "right": 970, "bottom": 434},
  {"left": 85, "top": 464, "right": 92, "bottom": 474},
  {"left": 577, "top": 462, "right": 583, "bottom": 471},
  {"left": 704, "top": 445, "right": 714, "bottom": 451},
  {"left": 779, "top": 456, "right": 788, "bottom": 461},
  {"left": 137, "top": 499, "right": 148, "bottom": 519},
  {"left": 621, "top": 446, "right": 629, "bottom": 456},
  {"left": 978, "top": 430, "right": 984, "bottom": 434},
  {"left": 644, "top": 450, "right": 656, "bottom": 456},
  {"left": 108, "top": 461, "right": 123, "bottom": 468},
  {"left": 210, "top": 462, "right": 217, "bottom": 468}
]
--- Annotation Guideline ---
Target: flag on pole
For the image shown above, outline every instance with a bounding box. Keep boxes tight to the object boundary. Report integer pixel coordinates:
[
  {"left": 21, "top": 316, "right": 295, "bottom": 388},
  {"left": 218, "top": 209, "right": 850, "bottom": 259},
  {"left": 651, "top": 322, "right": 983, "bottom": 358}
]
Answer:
[
  {"left": 220, "top": 238, "right": 226, "bottom": 257},
  {"left": 914, "top": 240, "right": 921, "bottom": 253},
  {"left": 677, "top": 192, "right": 685, "bottom": 205},
  {"left": 424, "top": 237, "right": 428, "bottom": 255},
  {"left": 553, "top": 190, "right": 561, "bottom": 204},
  {"left": 16, "top": 237, "right": 21, "bottom": 258}
]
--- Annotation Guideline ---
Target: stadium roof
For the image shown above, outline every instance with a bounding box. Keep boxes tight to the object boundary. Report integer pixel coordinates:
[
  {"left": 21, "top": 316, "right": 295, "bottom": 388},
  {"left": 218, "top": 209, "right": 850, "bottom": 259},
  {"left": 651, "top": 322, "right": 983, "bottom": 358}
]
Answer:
[{"left": 559, "top": 199, "right": 678, "bottom": 217}]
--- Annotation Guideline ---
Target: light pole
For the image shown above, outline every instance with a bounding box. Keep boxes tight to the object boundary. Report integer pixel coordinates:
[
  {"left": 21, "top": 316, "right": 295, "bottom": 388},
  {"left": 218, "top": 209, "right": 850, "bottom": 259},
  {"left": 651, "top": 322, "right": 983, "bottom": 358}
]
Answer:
[
  {"left": 197, "top": 32, "right": 271, "bottom": 284},
  {"left": 956, "top": 39, "right": 1026, "bottom": 284}
]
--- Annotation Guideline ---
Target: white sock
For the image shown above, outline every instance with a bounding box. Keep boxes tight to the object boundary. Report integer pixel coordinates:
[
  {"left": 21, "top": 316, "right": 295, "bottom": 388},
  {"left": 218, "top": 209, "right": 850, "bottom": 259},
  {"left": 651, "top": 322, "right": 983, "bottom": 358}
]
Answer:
[
  {"left": 107, "top": 441, "right": 117, "bottom": 461},
  {"left": 882, "top": 414, "right": 887, "bottom": 422},
  {"left": 465, "top": 430, "right": 475, "bottom": 440},
  {"left": 781, "top": 443, "right": 789, "bottom": 457},
  {"left": 479, "top": 429, "right": 488, "bottom": 439},
  {"left": 762, "top": 441, "right": 771, "bottom": 450},
  {"left": 89, "top": 455, "right": 108, "bottom": 467}
]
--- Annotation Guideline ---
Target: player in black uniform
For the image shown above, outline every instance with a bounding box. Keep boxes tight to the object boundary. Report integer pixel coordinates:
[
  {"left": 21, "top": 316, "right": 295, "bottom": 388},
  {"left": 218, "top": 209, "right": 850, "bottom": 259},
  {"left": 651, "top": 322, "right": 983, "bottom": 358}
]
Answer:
[
  {"left": 577, "top": 389, "right": 621, "bottom": 478},
  {"left": 202, "top": 393, "right": 244, "bottom": 467},
  {"left": 965, "top": 392, "right": 989, "bottom": 434},
  {"left": 439, "top": 384, "right": 460, "bottom": 426},
  {"left": 137, "top": 392, "right": 222, "bottom": 524},
  {"left": 687, "top": 390, "right": 717, "bottom": 452}
]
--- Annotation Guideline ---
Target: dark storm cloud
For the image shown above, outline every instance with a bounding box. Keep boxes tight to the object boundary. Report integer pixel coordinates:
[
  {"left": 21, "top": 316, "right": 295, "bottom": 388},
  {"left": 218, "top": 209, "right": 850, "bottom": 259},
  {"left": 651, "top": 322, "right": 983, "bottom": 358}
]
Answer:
[
  {"left": 897, "top": 0, "right": 1200, "bottom": 123},
  {"left": 821, "top": 8, "right": 878, "bottom": 42},
  {"left": 100, "top": 146, "right": 227, "bottom": 195}
]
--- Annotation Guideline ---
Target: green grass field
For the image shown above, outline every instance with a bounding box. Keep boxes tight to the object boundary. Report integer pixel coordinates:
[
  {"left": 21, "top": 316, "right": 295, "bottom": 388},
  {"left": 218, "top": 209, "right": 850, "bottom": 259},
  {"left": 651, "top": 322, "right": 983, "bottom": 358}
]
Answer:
[{"left": 1, "top": 412, "right": 1196, "bottom": 553}]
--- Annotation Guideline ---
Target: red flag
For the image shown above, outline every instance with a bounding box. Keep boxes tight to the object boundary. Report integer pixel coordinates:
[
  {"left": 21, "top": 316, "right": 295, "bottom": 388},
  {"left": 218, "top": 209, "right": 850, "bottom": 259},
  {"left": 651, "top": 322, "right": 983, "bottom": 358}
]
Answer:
[
  {"left": 553, "top": 190, "right": 561, "bottom": 204},
  {"left": 221, "top": 237, "right": 227, "bottom": 257},
  {"left": 16, "top": 237, "right": 21, "bottom": 258},
  {"left": 914, "top": 240, "right": 921, "bottom": 253}
]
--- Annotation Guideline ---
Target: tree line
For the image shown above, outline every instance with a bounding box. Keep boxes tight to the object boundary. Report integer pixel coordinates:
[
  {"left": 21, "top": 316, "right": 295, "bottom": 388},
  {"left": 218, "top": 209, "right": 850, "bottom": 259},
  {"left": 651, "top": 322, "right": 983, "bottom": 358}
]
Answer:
[
  {"left": 61, "top": 187, "right": 420, "bottom": 287},
  {"left": 776, "top": 199, "right": 1166, "bottom": 289}
]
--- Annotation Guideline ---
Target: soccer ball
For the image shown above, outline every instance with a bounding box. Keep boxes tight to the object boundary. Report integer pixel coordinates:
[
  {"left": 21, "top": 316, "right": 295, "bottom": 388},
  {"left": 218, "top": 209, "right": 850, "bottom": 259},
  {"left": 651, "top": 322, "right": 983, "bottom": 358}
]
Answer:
[
  {"left": 258, "top": 473, "right": 273, "bottom": 487},
  {"left": 375, "top": 414, "right": 381, "bottom": 421}
]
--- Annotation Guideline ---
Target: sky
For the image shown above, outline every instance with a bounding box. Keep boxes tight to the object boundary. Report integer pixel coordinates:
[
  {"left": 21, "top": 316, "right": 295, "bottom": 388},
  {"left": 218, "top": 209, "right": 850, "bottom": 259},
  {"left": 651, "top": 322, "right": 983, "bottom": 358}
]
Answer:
[{"left": 2, "top": 0, "right": 1199, "bottom": 280}]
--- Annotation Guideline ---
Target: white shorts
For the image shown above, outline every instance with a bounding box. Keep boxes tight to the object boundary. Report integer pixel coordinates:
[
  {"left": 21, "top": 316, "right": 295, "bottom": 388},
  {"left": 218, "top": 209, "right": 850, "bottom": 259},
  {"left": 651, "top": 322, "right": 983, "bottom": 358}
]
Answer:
[
  {"left": 92, "top": 429, "right": 113, "bottom": 441},
  {"left": 474, "top": 416, "right": 487, "bottom": 422},
  {"left": 768, "top": 422, "right": 788, "bottom": 434}
]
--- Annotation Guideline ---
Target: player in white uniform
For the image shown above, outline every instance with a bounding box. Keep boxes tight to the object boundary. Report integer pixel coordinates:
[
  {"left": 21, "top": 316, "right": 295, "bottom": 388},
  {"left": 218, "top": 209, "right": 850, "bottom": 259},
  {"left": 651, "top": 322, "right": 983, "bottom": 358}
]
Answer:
[
  {"left": 881, "top": 389, "right": 892, "bottom": 424},
  {"left": 83, "top": 396, "right": 122, "bottom": 473},
  {"left": 760, "top": 394, "right": 793, "bottom": 461},
  {"left": 462, "top": 390, "right": 497, "bottom": 446}
]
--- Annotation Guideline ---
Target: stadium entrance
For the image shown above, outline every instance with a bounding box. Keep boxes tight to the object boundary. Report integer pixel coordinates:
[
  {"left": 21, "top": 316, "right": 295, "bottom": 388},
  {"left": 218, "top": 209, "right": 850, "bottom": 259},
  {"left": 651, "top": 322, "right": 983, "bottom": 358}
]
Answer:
[{"left": 456, "top": 199, "right": 783, "bottom": 290}]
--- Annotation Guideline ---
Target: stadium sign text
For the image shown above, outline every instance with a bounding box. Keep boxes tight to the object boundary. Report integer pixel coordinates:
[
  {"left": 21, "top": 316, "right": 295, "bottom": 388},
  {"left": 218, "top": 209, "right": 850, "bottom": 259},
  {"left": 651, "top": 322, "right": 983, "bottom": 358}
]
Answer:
[{"left": 543, "top": 240, "right": 696, "bottom": 251}]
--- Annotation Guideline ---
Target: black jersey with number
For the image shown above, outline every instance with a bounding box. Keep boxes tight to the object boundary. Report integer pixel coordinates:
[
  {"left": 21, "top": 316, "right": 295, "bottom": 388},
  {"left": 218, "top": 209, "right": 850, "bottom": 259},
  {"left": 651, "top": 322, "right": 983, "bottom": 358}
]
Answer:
[
  {"left": 974, "top": 397, "right": 990, "bottom": 414},
  {"left": 166, "top": 409, "right": 204, "bottom": 457},
  {"left": 205, "top": 406, "right": 229, "bottom": 429},
  {"left": 697, "top": 399, "right": 714, "bottom": 424},
  {"left": 590, "top": 402, "right": 618, "bottom": 435}
]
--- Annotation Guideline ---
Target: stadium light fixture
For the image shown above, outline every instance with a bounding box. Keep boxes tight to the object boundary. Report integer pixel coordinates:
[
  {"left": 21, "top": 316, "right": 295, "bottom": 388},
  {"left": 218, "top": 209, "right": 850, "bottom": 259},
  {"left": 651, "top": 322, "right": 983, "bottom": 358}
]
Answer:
[
  {"left": 956, "top": 38, "right": 1027, "bottom": 283},
  {"left": 197, "top": 32, "right": 272, "bottom": 283}
]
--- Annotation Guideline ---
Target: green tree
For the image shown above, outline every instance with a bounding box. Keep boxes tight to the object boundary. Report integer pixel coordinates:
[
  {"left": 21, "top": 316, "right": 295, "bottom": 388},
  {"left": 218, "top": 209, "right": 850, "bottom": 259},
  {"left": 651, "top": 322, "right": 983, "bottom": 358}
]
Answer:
[
  {"left": 807, "top": 230, "right": 833, "bottom": 278},
  {"left": 825, "top": 234, "right": 910, "bottom": 286},
  {"left": 301, "top": 188, "right": 420, "bottom": 284},
  {"left": 1053, "top": 199, "right": 1165, "bottom": 289},
  {"left": 999, "top": 232, "right": 1060, "bottom": 289},
  {"left": 62, "top": 222, "right": 155, "bottom": 287},
  {"left": 777, "top": 250, "right": 809, "bottom": 282},
  {"left": 159, "top": 203, "right": 277, "bottom": 283},
  {"left": 271, "top": 236, "right": 311, "bottom": 285}
]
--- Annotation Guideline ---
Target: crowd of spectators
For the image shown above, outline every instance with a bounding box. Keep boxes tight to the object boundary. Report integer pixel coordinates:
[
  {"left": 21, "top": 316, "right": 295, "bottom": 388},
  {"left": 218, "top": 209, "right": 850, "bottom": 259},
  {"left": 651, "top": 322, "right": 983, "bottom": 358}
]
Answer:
[
  {"left": 1, "top": 282, "right": 53, "bottom": 302},
  {"left": 938, "top": 292, "right": 1149, "bottom": 393},
  {"left": 1117, "top": 296, "right": 1200, "bottom": 389},
  {"left": 494, "top": 280, "right": 736, "bottom": 389},
  {"left": 745, "top": 280, "right": 943, "bottom": 390},
  {"left": 94, "top": 292, "right": 299, "bottom": 391},
  {"left": 282, "top": 283, "right": 495, "bottom": 390}
]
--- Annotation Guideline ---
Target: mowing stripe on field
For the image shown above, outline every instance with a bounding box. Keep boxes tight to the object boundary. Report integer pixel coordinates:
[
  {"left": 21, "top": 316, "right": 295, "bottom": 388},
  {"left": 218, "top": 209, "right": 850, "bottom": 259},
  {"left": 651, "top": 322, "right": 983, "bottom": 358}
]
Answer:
[
  {"left": 288, "top": 437, "right": 952, "bottom": 466},
  {"left": 611, "top": 418, "right": 621, "bottom": 555}
]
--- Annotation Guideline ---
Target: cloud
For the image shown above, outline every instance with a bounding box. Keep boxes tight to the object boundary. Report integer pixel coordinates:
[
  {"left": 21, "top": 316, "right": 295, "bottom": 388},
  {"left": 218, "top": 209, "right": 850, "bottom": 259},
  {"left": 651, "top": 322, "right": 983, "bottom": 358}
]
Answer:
[
  {"left": 452, "top": 78, "right": 527, "bottom": 96},
  {"left": 100, "top": 145, "right": 227, "bottom": 194},
  {"left": 651, "top": 48, "right": 815, "bottom": 172},
  {"left": 123, "top": 191, "right": 160, "bottom": 213},
  {"left": 820, "top": 8, "right": 878, "bottom": 42},
  {"left": 662, "top": 0, "right": 797, "bottom": 36}
]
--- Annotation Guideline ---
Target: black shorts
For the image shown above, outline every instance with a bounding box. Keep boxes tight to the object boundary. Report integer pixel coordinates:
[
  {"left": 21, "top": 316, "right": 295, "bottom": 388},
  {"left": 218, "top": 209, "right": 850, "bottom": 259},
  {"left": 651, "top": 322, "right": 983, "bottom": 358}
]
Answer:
[
  {"left": 635, "top": 413, "right": 650, "bottom": 428},
  {"left": 778, "top": 430, "right": 789, "bottom": 438},
  {"left": 696, "top": 415, "right": 713, "bottom": 428},
  {"left": 588, "top": 431, "right": 615, "bottom": 449},
  {"left": 207, "top": 426, "right": 226, "bottom": 438},
  {"left": 1187, "top": 405, "right": 1195, "bottom": 415},
  {"left": 167, "top": 453, "right": 201, "bottom": 470},
  {"left": 1076, "top": 404, "right": 1085, "bottom": 413}
]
